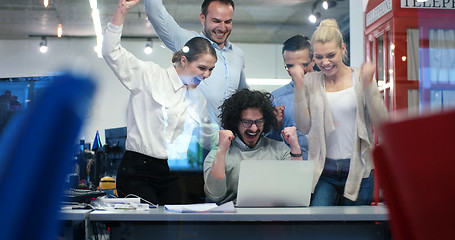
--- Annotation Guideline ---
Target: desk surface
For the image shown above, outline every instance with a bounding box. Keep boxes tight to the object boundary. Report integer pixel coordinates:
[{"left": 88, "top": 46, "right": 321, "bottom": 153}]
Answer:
[
  {"left": 89, "top": 205, "right": 388, "bottom": 222},
  {"left": 59, "top": 209, "right": 92, "bottom": 221}
]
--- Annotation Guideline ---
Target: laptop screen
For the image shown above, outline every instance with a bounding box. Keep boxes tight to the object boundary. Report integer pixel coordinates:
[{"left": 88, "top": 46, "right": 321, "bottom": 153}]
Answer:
[{"left": 236, "top": 160, "right": 314, "bottom": 207}]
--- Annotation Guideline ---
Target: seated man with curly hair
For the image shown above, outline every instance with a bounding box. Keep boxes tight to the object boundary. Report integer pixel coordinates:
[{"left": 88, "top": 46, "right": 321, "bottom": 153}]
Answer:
[{"left": 203, "top": 89, "right": 303, "bottom": 204}]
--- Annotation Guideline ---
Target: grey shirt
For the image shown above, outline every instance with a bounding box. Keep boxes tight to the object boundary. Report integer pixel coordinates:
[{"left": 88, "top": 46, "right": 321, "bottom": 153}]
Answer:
[{"left": 203, "top": 136, "right": 291, "bottom": 204}]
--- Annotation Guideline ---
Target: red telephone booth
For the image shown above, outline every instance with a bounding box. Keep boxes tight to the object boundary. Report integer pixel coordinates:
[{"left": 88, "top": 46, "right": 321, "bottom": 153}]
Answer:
[
  {"left": 365, "top": 0, "right": 455, "bottom": 113},
  {"left": 365, "top": 0, "right": 455, "bottom": 206}
]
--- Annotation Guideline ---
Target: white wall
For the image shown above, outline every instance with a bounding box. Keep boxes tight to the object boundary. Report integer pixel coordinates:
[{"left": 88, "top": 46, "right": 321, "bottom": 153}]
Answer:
[
  {"left": 350, "top": 0, "right": 367, "bottom": 68},
  {"left": 0, "top": 38, "right": 289, "bottom": 145}
]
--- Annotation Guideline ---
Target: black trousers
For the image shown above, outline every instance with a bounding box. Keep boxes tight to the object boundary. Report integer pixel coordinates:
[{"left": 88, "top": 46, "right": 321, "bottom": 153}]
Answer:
[{"left": 116, "top": 151, "right": 182, "bottom": 205}]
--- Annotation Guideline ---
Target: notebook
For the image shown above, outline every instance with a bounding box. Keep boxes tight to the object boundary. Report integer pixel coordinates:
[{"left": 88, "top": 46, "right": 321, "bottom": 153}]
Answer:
[{"left": 236, "top": 160, "right": 314, "bottom": 207}]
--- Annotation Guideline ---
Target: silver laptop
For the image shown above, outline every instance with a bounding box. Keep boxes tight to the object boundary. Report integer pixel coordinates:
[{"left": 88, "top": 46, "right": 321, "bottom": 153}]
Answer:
[{"left": 236, "top": 160, "right": 314, "bottom": 207}]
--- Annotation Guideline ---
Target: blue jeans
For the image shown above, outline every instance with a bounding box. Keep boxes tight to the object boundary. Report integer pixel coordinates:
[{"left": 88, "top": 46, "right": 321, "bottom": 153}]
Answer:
[{"left": 311, "top": 158, "right": 374, "bottom": 206}]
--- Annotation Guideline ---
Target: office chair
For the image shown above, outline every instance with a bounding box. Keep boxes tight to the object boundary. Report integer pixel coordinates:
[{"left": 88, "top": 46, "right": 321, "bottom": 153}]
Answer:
[
  {"left": 0, "top": 72, "right": 96, "bottom": 240},
  {"left": 372, "top": 110, "right": 455, "bottom": 240}
]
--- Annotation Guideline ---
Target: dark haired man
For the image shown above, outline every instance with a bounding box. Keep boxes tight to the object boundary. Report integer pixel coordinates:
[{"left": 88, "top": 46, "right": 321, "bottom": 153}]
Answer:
[
  {"left": 145, "top": 0, "right": 248, "bottom": 125},
  {"left": 203, "top": 89, "right": 302, "bottom": 204},
  {"left": 266, "top": 35, "right": 314, "bottom": 160}
]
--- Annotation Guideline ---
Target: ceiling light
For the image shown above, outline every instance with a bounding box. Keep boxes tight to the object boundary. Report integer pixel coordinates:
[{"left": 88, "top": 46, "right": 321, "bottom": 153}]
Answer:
[
  {"left": 322, "top": 1, "right": 328, "bottom": 10},
  {"left": 57, "top": 24, "right": 63, "bottom": 38},
  {"left": 309, "top": 12, "right": 320, "bottom": 23},
  {"left": 89, "top": 0, "right": 103, "bottom": 58},
  {"left": 144, "top": 39, "right": 153, "bottom": 54},
  {"left": 89, "top": 0, "right": 97, "bottom": 9},
  {"left": 309, "top": 14, "right": 317, "bottom": 23},
  {"left": 43, "top": 0, "right": 49, "bottom": 8},
  {"left": 322, "top": 0, "right": 337, "bottom": 10},
  {"left": 39, "top": 37, "right": 48, "bottom": 53}
]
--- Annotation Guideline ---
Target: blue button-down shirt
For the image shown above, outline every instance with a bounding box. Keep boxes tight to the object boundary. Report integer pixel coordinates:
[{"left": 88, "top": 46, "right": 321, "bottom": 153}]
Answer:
[
  {"left": 145, "top": 0, "right": 249, "bottom": 126},
  {"left": 266, "top": 81, "right": 309, "bottom": 159}
]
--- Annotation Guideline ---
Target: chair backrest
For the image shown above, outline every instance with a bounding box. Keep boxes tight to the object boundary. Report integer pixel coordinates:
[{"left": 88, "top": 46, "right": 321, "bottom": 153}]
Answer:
[
  {"left": 373, "top": 110, "right": 455, "bottom": 240},
  {"left": 0, "top": 72, "right": 96, "bottom": 240}
]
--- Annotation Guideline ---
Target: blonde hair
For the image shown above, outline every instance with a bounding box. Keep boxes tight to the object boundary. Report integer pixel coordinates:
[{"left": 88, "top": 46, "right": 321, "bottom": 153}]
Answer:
[{"left": 311, "top": 19, "right": 344, "bottom": 49}]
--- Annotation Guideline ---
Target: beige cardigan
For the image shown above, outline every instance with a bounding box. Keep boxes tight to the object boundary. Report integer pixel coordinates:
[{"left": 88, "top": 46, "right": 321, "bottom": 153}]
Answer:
[{"left": 294, "top": 68, "right": 388, "bottom": 201}]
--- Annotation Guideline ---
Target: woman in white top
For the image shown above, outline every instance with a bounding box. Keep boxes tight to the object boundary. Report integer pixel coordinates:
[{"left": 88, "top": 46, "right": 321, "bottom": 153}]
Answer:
[
  {"left": 102, "top": 0, "right": 217, "bottom": 204},
  {"left": 293, "top": 19, "right": 388, "bottom": 206}
]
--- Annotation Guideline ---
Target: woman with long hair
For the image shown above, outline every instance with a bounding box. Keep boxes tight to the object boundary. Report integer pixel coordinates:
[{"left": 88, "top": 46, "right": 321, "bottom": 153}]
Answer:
[{"left": 293, "top": 19, "right": 388, "bottom": 206}]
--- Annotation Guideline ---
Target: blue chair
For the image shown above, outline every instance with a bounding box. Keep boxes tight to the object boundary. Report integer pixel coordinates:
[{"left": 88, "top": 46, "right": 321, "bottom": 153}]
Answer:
[{"left": 0, "top": 72, "right": 96, "bottom": 240}]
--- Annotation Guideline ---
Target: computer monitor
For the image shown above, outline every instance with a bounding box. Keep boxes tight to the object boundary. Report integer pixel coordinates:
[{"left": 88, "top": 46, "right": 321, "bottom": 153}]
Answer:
[
  {"left": 104, "top": 126, "right": 127, "bottom": 159},
  {"left": 102, "top": 126, "right": 127, "bottom": 176},
  {"left": 89, "top": 127, "right": 127, "bottom": 186}
]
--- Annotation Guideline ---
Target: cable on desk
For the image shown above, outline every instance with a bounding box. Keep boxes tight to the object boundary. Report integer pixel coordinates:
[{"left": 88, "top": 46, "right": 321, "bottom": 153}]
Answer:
[{"left": 124, "top": 193, "right": 158, "bottom": 208}]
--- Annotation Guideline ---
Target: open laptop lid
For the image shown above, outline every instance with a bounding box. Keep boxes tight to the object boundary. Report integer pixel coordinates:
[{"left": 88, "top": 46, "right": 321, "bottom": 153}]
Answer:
[{"left": 236, "top": 160, "right": 314, "bottom": 207}]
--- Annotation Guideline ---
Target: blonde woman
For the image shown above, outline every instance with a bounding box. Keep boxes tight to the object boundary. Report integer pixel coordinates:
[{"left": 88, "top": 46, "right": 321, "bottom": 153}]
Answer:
[{"left": 293, "top": 19, "right": 388, "bottom": 206}]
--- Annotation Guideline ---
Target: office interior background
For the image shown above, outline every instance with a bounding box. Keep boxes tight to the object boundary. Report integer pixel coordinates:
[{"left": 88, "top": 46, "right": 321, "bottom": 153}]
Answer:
[
  {"left": 0, "top": 0, "right": 358, "bottom": 144},
  {"left": 1, "top": 0, "right": 454, "bottom": 178},
  {"left": 2, "top": 2, "right": 455, "bottom": 239}
]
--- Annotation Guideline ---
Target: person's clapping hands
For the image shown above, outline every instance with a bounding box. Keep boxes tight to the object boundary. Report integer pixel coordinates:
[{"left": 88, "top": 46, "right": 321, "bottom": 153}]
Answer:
[{"left": 274, "top": 105, "right": 285, "bottom": 130}]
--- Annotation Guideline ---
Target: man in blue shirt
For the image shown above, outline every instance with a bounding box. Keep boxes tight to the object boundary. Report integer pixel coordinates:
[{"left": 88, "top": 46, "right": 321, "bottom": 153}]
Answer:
[
  {"left": 267, "top": 35, "right": 314, "bottom": 160},
  {"left": 145, "top": 0, "right": 249, "bottom": 126}
]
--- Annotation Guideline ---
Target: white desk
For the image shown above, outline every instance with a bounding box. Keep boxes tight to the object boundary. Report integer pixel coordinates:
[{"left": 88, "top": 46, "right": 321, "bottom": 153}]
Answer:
[
  {"left": 90, "top": 205, "right": 390, "bottom": 240},
  {"left": 59, "top": 209, "right": 92, "bottom": 221}
]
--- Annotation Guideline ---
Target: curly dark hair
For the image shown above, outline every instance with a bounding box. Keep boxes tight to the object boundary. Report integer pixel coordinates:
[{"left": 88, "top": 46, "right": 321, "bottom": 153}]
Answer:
[{"left": 219, "top": 89, "right": 277, "bottom": 134}]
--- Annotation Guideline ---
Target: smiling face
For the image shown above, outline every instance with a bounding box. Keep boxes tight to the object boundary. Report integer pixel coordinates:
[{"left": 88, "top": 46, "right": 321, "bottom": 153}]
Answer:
[
  {"left": 237, "top": 108, "right": 264, "bottom": 148},
  {"left": 312, "top": 40, "right": 346, "bottom": 77},
  {"left": 283, "top": 48, "right": 314, "bottom": 75},
  {"left": 180, "top": 53, "right": 216, "bottom": 88},
  {"left": 200, "top": 1, "right": 233, "bottom": 49}
]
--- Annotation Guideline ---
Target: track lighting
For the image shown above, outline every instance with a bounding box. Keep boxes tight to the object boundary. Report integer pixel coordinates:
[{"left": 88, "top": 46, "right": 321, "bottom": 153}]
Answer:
[
  {"left": 39, "top": 37, "right": 48, "bottom": 53},
  {"left": 309, "top": 0, "right": 328, "bottom": 24},
  {"left": 322, "top": 1, "right": 328, "bottom": 10},
  {"left": 309, "top": 14, "right": 317, "bottom": 23},
  {"left": 309, "top": 12, "right": 321, "bottom": 24},
  {"left": 322, "top": 0, "right": 337, "bottom": 10},
  {"left": 57, "top": 24, "right": 63, "bottom": 38},
  {"left": 90, "top": 0, "right": 103, "bottom": 58},
  {"left": 144, "top": 38, "right": 153, "bottom": 54}
]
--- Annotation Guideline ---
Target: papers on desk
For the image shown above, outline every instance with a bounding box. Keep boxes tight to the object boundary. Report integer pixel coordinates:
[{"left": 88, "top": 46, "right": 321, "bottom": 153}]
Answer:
[
  {"left": 91, "top": 197, "right": 154, "bottom": 210},
  {"left": 165, "top": 201, "right": 235, "bottom": 213}
]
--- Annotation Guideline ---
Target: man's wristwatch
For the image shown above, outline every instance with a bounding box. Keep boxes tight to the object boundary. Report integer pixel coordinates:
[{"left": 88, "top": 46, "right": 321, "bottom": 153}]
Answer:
[{"left": 290, "top": 152, "right": 302, "bottom": 157}]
